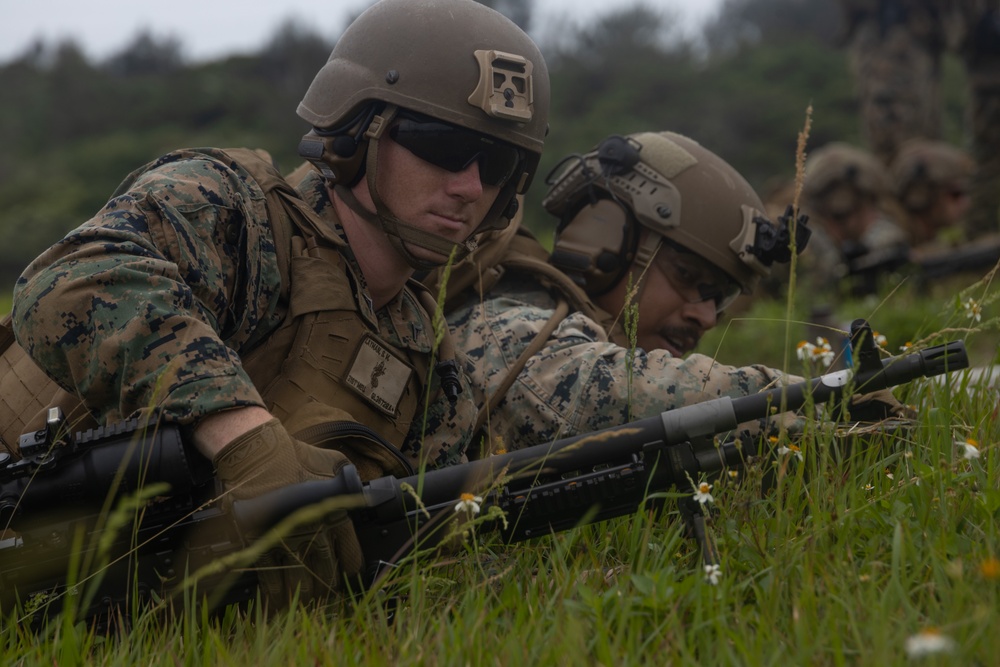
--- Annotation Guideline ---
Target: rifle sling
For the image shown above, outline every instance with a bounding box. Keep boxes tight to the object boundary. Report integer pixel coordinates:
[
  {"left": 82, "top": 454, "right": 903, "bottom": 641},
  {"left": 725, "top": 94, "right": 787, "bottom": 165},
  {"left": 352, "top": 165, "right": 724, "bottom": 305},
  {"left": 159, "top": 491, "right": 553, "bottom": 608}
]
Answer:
[{"left": 473, "top": 298, "right": 571, "bottom": 451}]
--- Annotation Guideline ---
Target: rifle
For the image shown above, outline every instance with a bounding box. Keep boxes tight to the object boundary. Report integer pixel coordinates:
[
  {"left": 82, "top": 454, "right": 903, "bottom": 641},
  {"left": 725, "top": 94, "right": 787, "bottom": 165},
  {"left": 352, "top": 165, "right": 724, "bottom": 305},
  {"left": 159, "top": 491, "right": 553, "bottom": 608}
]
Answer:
[
  {"left": 844, "top": 235, "right": 1000, "bottom": 295},
  {"left": 914, "top": 235, "right": 1000, "bottom": 282},
  {"left": 0, "top": 321, "right": 969, "bottom": 627}
]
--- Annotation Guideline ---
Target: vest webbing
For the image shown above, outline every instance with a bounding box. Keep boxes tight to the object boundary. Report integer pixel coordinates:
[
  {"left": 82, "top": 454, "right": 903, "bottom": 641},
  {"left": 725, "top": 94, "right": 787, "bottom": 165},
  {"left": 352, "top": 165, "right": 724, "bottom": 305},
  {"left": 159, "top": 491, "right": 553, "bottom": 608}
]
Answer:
[{"left": 424, "top": 223, "right": 627, "bottom": 454}]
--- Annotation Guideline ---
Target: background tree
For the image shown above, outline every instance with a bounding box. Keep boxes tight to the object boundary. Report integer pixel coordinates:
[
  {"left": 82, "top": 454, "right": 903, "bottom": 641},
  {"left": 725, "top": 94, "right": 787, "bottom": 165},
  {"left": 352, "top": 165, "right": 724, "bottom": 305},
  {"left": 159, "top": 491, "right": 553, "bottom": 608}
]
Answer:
[{"left": 0, "top": 0, "right": 972, "bottom": 286}]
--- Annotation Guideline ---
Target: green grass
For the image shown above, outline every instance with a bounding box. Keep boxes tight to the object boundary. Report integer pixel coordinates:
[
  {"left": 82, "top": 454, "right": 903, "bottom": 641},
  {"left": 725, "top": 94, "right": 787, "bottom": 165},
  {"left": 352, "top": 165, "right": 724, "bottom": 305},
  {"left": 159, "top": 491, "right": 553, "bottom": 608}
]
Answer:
[{"left": 2, "top": 272, "right": 998, "bottom": 665}]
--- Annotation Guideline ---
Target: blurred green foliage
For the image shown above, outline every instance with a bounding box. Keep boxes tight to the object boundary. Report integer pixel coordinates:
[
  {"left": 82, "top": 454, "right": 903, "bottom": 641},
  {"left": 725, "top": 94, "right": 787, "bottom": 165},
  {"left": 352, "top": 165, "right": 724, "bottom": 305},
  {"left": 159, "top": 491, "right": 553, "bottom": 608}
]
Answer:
[{"left": 0, "top": 0, "right": 971, "bottom": 290}]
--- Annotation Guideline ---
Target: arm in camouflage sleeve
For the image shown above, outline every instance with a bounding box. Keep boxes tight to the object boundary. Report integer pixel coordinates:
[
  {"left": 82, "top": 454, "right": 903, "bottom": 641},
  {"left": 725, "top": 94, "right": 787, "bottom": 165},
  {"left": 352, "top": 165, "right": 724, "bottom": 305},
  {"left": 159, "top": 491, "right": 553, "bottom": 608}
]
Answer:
[
  {"left": 10, "top": 152, "right": 284, "bottom": 428},
  {"left": 449, "top": 279, "right": 798, "bottom": 448}
]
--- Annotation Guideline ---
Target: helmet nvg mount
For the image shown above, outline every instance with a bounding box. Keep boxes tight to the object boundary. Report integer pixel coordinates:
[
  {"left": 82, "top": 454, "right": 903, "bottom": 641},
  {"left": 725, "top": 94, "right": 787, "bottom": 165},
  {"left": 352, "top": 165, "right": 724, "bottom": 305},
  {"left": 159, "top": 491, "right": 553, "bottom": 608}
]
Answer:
[
  {"left": 802, "top": 142, "right": 889, "bottom": 220},
  {"left": 296, "top": 0, "right": 551, "bottom": 270},
  {"left": 545, "top": 131, "right": 808, "bottom": 300}
]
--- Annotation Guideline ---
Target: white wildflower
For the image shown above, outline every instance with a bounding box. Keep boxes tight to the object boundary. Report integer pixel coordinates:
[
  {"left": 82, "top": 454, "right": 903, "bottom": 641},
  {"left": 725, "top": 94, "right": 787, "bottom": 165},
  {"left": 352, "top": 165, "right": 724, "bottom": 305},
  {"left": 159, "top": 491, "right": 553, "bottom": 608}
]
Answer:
[
  {"left": 957, "top": 438, "right": 981, "bottom": 460},
  {"left": 693, "top": 481, "right": 714, "bottom": 505},
  {"left": 778, "top": 444, "right": 804, "bottom": 461},
  {"left": 795, "top": 338, "right": 835, "bottom": 367},
  {"left": 812, "top": 337, "right": 835, "bottom": 367},
  {"left": 704, "top": 563, "right": 722, "bottom": 585},
  {"left": 962, "top": 297, "right": 982, "bottom": 323},
  {"left": 904, "top": 628, "right": 956, "bottom": 658},
  {"left": 454, "top": 493, "right": 483, "bottom": 515}
]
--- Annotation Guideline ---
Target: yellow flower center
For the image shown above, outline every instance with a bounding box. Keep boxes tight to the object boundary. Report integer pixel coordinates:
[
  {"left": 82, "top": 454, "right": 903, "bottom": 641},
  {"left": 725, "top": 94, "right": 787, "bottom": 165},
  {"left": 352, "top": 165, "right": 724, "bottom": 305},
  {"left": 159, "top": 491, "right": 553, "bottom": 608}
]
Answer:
[
  {"left": 459, "top": 493, "right": 476, "bottom": 502},
  {"left": 980, "top": 558, "right": 1000, "bottom": 579}
]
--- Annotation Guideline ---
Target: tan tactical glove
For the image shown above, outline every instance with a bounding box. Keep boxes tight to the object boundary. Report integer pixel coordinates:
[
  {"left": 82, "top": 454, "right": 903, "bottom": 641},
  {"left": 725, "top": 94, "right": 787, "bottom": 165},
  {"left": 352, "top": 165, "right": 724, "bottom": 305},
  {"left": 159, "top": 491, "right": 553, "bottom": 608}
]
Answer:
[
  {"left": 848, "top": 388, "right": 916, "bottom": 422},
  {"left": 213, "top": 418, "right": 364, "bottom": 608}
]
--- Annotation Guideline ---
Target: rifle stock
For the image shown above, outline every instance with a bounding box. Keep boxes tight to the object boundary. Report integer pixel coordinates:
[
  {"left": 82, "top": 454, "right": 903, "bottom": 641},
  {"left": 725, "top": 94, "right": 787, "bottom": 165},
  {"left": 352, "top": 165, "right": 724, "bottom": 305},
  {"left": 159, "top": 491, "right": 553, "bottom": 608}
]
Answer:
[{"left": 0, "top": 328, "right": 969, "bottom": 625}]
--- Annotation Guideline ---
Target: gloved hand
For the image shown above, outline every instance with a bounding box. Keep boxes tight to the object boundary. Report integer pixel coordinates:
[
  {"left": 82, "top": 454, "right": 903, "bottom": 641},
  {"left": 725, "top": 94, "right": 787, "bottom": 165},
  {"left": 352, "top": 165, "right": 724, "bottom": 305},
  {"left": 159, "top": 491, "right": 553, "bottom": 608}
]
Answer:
[
  {"left": 214, "top": 417, "right": 363, "bottom": 607},
  {"left": 848, "top": 388, "right": 916, "bottom": 422}
]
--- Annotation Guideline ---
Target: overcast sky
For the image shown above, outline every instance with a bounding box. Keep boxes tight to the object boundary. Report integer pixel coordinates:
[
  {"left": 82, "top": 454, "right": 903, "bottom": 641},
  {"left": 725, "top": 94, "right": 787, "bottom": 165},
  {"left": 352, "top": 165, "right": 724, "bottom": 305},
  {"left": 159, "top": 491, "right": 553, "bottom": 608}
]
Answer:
[{"left": 1, "top": 0, "right": 725, "bottom": 64}]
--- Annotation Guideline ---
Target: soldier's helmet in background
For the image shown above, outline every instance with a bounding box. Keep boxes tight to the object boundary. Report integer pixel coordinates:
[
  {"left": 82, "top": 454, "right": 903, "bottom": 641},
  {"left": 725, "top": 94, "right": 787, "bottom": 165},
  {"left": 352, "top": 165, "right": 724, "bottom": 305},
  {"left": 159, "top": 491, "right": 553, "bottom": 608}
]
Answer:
[{"left": 543, "top": 131, "right": 803, "bottom": 310}]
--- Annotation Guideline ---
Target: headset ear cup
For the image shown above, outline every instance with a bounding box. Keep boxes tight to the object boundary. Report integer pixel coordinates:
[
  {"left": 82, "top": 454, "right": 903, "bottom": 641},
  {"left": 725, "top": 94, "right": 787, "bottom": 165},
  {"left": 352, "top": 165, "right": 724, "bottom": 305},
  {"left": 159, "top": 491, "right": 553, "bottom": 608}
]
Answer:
[
  {"left": 298, "top": 104, "right": 384, "bottom": 186},
  {"left": 299, "top": 131, "right": 370, "bottom": 186},
  {"left": 332, "top": 135, "right": 358, "bottom": 158},
  {"left": 550, "top": 198, "right": 636, "bottom": 295}
]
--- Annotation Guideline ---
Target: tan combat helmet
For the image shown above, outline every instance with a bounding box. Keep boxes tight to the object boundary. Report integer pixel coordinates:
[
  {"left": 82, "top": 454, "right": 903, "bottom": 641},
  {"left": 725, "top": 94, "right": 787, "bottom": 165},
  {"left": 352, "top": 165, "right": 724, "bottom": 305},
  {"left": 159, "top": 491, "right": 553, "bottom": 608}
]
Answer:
[
  {"left": 802, "top": 142, "right": 889, "bottom": 220},
  {"left": 890, "top": 139, "right": 974, "bottom": 214},
  {"left": 297, "top": 0, "right": 550, "bottom": 269},
  {"left": 544, "top": 132, "right": 807, "bottom": 308}
]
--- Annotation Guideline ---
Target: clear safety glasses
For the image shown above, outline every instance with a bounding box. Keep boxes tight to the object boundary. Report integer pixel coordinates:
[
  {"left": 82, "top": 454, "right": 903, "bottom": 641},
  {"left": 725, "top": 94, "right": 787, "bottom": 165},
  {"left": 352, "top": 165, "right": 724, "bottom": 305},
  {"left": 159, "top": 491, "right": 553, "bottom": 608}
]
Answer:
[{"left": 652, "top": 240, "right": 742, "bottom": 313}]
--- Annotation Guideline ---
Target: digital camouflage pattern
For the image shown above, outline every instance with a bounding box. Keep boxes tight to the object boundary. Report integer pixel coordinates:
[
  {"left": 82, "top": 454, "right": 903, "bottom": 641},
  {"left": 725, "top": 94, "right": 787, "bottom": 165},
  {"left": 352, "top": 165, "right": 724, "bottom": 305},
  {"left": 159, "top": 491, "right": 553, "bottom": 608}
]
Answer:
[
  {"left": 12, "top": 149, "right": 474, "bottom": 468},
  {"left": 839, "top": 0, "right": 1000, "bottom": 238},
  {"left": 13, "top": 150, "right": 282, "bottom": 426},
  {"left": 841, "top": 0, "right": 947, "bottom": 165},
  {"left": 446, "top": 270, "right": 791, "bottom": 452}
]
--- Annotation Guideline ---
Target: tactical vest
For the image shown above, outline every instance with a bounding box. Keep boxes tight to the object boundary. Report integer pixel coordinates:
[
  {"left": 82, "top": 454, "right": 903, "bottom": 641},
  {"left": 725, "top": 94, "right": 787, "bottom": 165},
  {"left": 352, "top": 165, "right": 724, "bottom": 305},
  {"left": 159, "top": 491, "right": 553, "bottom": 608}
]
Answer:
[
  {"left": 0, "top": 316, "right": 98, "bottom": 456},
  {"left": 425, "top": 218, "right": 624, "bottom": 342},
  {"left": 0, "top": 149, "right": 465, "bottom": 478},
  {"left": 421, "top": 218, "right": 624, "bottom": 440}
]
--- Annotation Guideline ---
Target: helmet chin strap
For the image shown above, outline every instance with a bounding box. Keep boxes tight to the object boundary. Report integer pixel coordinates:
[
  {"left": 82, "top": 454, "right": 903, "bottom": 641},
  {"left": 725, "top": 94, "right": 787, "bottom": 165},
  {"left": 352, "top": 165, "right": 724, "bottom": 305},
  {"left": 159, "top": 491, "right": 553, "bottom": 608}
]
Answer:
[
  {"left": 336, "top": 104, "right": 519, "bottom": 272},
  {"left": 335, "top": 184, "right": 471, "bottom": 271},
  {"left": 335, "top": 104, "right": 469, "bottom": 271}
]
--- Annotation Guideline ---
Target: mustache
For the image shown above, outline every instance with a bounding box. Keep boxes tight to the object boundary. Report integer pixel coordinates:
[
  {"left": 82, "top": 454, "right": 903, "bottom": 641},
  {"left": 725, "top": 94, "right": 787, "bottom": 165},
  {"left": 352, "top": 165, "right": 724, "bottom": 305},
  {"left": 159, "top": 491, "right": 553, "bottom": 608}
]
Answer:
[{"left": 661, "top": 325, "right": 702, "bottom": 353}]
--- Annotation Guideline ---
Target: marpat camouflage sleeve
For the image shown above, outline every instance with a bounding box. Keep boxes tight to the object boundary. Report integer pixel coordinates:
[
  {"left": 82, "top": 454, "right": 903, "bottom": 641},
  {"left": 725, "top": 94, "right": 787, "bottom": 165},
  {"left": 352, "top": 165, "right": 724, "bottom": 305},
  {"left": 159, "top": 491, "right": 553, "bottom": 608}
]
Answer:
[
  {"left": 11, "top": 150, "right": 284, "bottom": 426},
  {"left": 449, "top": 273, "right": 793, "bottom": 448}
]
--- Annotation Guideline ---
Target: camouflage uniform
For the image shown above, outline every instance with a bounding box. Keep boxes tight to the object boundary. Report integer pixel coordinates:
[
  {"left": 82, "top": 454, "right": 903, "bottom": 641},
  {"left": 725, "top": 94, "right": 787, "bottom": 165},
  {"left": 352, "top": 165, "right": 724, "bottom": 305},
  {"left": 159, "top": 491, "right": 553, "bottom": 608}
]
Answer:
[
  {"left": 443, "top": 233, "right": 790, "bottom": 452},
  {"left": 840, "top": 0, "right": 947, "bottom": 164},
  {"left": 798, "top": 142, "right": 911, "bottom": 298},
  {"left": 840, "top": 0, "right": 1000, "bottom": 238},
  {"left": 11, "top": 148, "right": 474, "bottom": 470}
]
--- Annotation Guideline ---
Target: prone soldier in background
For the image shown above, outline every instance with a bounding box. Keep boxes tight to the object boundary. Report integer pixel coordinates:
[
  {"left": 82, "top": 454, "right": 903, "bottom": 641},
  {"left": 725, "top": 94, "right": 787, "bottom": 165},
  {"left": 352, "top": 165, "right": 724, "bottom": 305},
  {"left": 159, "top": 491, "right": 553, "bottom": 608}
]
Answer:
[
  {"left": 424, "top": 131, "right": 908, "bottom": 454},
  {"left": 890, "top": 137, "right": 1000, "bottom": 279},
  {"left": 837, "top": 0, "right": 1000, "bottom": 240},
  {"left": 838, "top": 0, "right": 947, "bottom": 165},
  {"left": 890, "top": 138, "right": 975, "bottom": 247},
  {"left": 3, "top": 0, "right": 550, "bottom": 609},
  {"left": 797, "top": 142, "right": 911, "bottom": 299}
]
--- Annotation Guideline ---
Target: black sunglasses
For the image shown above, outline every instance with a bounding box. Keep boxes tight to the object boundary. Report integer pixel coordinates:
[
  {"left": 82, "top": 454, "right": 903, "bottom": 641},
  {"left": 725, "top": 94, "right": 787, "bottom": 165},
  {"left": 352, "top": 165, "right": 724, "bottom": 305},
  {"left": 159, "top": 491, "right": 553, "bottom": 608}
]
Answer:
[{"left": 388, "top": 112, "right": 523, "bottom": 187}]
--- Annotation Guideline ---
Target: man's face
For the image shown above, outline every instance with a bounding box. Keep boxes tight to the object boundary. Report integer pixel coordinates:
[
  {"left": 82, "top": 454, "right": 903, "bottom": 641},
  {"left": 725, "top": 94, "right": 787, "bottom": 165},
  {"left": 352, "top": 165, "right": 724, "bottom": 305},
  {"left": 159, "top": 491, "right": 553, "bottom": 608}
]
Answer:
[
  {"left": 595, "top": 235, "right": 731, "bottom": 357},
  {"left": 353, "top": 113, "right": 516, "bottom": 265},
  {"left": 935, "top": 184, "right": 971, "bottom": 229},
  {"left": 824, "top": 205, "right": 879, "bottom": 245}
]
